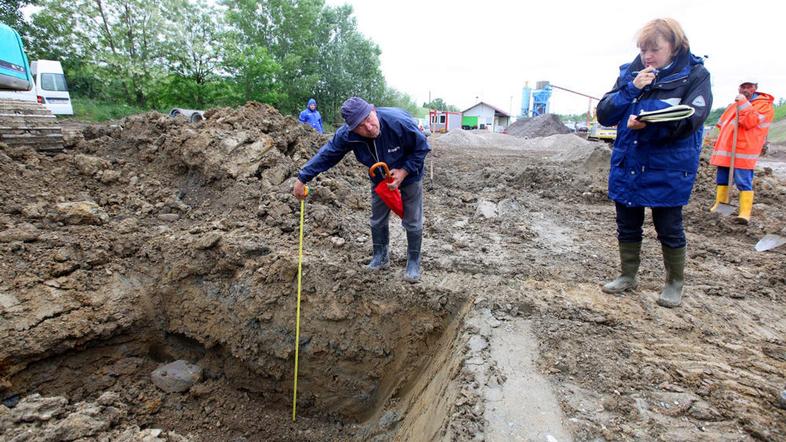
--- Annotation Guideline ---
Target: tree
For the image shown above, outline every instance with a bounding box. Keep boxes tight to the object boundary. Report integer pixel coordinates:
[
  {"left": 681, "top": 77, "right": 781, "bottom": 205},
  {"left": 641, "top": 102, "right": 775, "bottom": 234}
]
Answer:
[
  {"left": 423, "top": 98, "right": 458, "bottom": 112},
  {"left": 23, "top": 0, "right": 395, "bottom": 122},
  {"left": 1, "top": 0, "right": 34, "bottom": 42},
  {"left": 223, "top": 0, "right": 386, "bottom": 125},
  {"left": 379, "top": 87, "right": 419, "bottom": 116},
  {"left": 222, "top": 0, "right": 322, "bottom": 113},
  {"left": 151, "top": 0, "right": 227, "bottom": 108},
  {"left": 313, "top": 4, "right": 385, "bottom": 125},
  {"left": 222, "top": 44, "right": 282, "bottom": 106},
  {"left": 30, "top": 0, "right": 178, "bottom": 106}
]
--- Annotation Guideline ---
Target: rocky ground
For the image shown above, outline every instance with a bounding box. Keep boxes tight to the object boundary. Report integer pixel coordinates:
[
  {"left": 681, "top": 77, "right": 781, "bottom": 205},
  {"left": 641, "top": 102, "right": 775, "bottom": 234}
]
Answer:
[{"left": 1, "top": 105, "right": 785, "bottom": 441}]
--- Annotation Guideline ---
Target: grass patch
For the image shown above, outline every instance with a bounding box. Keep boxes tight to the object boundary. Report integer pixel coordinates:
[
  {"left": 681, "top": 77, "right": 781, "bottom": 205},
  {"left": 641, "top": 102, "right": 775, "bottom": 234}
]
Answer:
[
  {"left": 773, "top": 103, "right": 786, "bottom": 122},
  {"left": 63, "top": 97, "right": 155, "bottom": 122}
]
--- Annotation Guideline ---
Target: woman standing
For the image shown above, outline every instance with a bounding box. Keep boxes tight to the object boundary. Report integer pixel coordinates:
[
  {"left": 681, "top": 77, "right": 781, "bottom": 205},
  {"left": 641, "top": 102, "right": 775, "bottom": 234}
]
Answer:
[{"left": 597, "top": 18, "right": 712, "bottom": 308}]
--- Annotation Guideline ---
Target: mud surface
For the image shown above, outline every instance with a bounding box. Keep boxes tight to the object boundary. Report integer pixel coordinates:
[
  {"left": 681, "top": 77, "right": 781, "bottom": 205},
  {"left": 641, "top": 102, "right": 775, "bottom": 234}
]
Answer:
[{"left": 2, "top": 105, "right": 785, "bottom": 441}]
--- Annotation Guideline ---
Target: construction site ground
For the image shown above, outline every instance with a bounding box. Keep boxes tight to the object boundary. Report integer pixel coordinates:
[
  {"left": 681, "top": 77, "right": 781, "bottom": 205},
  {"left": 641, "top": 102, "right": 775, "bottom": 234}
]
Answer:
[{"left": 1, "top": 105, "right": 785, "bottom": 441}]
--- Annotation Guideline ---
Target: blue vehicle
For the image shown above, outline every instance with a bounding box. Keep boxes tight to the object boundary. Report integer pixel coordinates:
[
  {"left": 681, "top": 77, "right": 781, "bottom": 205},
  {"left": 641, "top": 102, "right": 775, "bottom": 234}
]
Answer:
[
  {"left": 0, "top": 23, "right": 34, "bottom": 91},
  {"left": 0, "top": 23, "right": 64, "bottom": 153}
]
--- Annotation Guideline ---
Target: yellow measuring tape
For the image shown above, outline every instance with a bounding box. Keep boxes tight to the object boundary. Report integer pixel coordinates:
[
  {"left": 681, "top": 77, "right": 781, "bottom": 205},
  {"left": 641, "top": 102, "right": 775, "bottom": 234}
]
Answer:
[{"left": 292, "top": 186, "right": 307, "bottom": 422}]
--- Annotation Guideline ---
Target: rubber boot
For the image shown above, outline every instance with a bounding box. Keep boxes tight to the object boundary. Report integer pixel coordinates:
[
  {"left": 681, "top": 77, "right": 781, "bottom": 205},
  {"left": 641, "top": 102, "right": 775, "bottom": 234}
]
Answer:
[
  {"left": 403, "top": 230, "right": 422, "bottom": 283},
  {"left": 736, "top": 190, "right": 753, "bottom": 225},
  {"left": 366, "top": 226, "right": 389, "bottom": 271},
  {"left": 602, "top": 242, "right": 641, "bottom": 294},
  {"left": 709, "top": 185, "right": 729, "bottom": 213},
  {"left": 656, "top": 245, "right": 685, "bottom": 308}
]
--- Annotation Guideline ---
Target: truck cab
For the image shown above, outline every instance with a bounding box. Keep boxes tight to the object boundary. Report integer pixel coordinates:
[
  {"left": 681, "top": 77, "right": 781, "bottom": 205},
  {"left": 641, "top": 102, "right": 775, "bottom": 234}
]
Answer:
[
  {"left": 588, "top": 121, "right": 617, "bottom": 142},
  {"left": 31, "top": 60, "right": 73, "bottom": 115},
  {"left": 0, "top": 23, "right": 36, "bottom": 102}
]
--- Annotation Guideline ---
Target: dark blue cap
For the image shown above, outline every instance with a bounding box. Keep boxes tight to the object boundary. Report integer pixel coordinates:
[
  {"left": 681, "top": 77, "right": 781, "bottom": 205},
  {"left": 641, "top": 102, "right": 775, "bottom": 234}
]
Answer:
[{"left": 341, "top": 97, "right": 373, "bottom": 131}]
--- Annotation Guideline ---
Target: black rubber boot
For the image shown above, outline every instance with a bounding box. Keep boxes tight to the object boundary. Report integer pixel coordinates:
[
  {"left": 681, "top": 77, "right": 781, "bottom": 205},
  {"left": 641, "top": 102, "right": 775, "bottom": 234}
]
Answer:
[
  {"left": 366, "top": 226, "right": 389, "bottom": 271},
  {"left": 403, "top": 229, "right": 422, "bottom": 283},
  {"left": 602, "top": 242, "right": 641, "bottom": 294},
  {"left": 656, "top": 245, "right": 686, "bottom": 308}
]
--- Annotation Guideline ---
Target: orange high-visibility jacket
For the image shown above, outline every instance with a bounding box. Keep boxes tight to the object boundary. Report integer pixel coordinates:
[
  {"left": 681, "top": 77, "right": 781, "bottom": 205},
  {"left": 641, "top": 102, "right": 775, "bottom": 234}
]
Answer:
[{"left": 710, "top": 92, "right": 775, "bottom": 170}]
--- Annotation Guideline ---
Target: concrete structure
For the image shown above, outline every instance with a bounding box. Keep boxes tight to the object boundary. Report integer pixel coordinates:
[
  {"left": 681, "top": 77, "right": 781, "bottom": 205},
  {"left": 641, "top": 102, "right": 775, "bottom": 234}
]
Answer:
[
  {"left": 532, "top": 81, "right": 552, "bottom": 117},
  {"left": 521, "top": 82, "right": 532, "bottom": 118},
  {"left": 461, "top": 102, "right": 511, "bottom": 133}
]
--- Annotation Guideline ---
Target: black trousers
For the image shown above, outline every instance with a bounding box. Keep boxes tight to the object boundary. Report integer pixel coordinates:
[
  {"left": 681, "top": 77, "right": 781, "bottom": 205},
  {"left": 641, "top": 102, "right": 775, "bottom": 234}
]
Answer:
[{"left": 615, "top": 202, "right": 686, "bottom": 249}]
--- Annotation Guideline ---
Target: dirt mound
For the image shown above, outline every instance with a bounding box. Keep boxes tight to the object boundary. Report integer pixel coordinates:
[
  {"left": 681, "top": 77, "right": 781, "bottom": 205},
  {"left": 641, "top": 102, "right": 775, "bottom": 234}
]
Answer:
[
  {"left": 431, "top": 129, "right": 491, "bottom": 148},
  {"left": 432, "top": 130, "right": 524, "bottom": 149},
  {"left": 548, "top": 135, "right": 611, "bottom": 170},
  {"left": 505, "top": 113, "right": 572, "bottom": 138}
]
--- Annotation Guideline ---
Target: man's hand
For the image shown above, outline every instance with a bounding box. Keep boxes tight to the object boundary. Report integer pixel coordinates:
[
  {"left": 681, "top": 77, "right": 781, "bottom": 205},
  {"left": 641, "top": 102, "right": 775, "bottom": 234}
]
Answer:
[
  {"left": 292, "top": 179, "right": 308, "bottom": 200},
  {"left": 388, "top": 168, "right": 408, "bottom": 190},
  {"left": 627, "top": 114, "right": 647, "bottom": 131},
  {"left": 735, "top": 94, "right": 747, "bottom": 102},
  {"left": 633, "top": 66, "right": 657, "bottom": 89}
]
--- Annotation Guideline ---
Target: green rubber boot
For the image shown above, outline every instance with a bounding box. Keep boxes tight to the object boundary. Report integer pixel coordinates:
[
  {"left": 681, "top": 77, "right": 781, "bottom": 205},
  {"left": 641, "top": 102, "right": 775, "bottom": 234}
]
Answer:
[
  {"left": 602, "top": 242, "right": 641, "bottom": 294},
  {"left": 656, "top": 245, "right": 686, "bottom": 308},
  {"left": 366, "top": 226, "right": 389, "bottom": 271}
]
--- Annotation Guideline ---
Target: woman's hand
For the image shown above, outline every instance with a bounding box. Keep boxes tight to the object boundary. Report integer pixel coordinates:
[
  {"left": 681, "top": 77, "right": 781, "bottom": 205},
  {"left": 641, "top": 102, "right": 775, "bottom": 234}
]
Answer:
[
  {"left": 627, "top": 114, "right": 647, "bottom": 131},
  {"left": 633, "top": 66, "right": 657, "bottom": 89}
]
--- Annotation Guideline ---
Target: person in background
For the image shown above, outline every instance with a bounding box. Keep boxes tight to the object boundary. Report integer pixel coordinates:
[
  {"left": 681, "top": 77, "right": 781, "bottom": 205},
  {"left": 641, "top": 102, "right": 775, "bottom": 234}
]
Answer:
[
  {"left": 596, "top": 18, "right": 712, "bottom": 308},
  {"left": 709, "top": 80, "right": 775, "bottom": 224},
  {"left": 293, "top": 97, "right": 430, "bottom": 282},
  {"left": 299, "top": 98, "right": 323, "bottom": 134}
]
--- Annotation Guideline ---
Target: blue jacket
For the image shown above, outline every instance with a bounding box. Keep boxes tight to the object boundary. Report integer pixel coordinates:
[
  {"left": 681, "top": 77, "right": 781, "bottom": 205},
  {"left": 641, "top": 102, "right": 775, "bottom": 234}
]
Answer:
[
  {"left": 597, "top": 50, "right": 712, "bottom": 207},
  {"left": 298, "top": 107, "right": 431, "bottom": 187},
  {"left": 299, "top": 99, "right": 323, "bottom": 134}
]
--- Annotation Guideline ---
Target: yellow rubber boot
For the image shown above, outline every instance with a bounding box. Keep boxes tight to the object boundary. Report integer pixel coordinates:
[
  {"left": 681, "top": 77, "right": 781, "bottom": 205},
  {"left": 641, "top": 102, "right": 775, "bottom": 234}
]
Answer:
[
  {"left": 736, "top": 191, "right": 754, "bottom": 225},
  {"left": 709, "top": 185, "right": 729, "bottom": 212}
]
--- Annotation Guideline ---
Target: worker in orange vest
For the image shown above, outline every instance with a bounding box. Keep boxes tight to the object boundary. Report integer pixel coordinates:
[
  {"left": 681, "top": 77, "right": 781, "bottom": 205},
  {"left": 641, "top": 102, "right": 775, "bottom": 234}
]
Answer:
[{"left": 709, "top": 80, "right": 775, "bottom": 224}]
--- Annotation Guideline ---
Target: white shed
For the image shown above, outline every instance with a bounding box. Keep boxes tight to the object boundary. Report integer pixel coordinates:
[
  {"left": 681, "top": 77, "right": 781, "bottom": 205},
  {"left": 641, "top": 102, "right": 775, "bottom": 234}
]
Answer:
[{"left": 461, "top": 102, "right": 511, "bottom": 133}]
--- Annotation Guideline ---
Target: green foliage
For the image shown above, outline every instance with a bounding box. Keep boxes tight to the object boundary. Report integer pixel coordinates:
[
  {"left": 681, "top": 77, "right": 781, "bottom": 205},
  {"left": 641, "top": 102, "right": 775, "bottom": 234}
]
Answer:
[
  {"left": 773, "top": 102, "right": 786, "bottom": 122},
  {"left": 1, "top": 0, "right": 34, "bottom": 44},
  {"left": 768, "top": 103, "right": 786, "bottom": 143},
  {"left": 66, "top": 97, "right": 151, "bottom": 121},
  {"left": 221, "top": 44, "right": 283, "bottom": 106},
  {"left": 20, "top": 0, "right": 396, "bottom": 124},
  {"left": 378, "top": 87, "right": 420, "bottom": 116},
  {"left": 422, "top": 98, "right": 459, "bottom": 112},
  {"left": 705, "top": 107, "right": 725, "bottom": 126}
]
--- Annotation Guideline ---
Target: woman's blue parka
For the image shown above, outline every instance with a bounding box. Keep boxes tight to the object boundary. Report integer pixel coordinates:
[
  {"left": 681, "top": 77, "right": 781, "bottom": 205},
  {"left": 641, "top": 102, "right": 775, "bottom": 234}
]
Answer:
[{"left": 596, "top": 50, "right": 712, "bottom": 207}]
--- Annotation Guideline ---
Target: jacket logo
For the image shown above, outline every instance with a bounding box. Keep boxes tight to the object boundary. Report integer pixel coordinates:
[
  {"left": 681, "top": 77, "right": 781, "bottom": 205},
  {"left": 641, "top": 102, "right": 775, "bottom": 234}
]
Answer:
[{"left": 388, "top": 146, "right": 401, "bottom": 153}]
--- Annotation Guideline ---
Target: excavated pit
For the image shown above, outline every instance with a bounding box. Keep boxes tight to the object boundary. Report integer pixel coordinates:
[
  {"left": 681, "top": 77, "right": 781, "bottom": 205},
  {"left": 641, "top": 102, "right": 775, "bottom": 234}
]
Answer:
[{"left": 5, "top": 269, "right": 471, "bottom": 440}]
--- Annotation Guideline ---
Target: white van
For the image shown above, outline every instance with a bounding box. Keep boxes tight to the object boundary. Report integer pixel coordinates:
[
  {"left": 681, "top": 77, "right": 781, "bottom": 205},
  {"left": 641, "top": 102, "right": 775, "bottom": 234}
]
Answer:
[{"left": 31, "top": 60, "right": 73, "bottom": 115}]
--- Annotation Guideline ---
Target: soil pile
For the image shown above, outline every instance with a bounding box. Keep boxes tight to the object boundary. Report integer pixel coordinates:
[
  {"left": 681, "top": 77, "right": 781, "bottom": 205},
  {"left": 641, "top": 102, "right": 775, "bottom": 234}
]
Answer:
[
  {"left": 505, "top": 114, "right": 572, "bottom": 138},
  {"left": 548, "top": 135, "right": 611, "bottom": 171},
  {"left": 432, "top": 130, "right": 522, "bottom": 149}
]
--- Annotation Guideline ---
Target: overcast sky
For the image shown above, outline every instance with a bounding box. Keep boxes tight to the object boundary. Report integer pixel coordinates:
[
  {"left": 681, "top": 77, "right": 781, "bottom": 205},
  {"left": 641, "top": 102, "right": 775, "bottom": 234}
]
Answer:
[{"left": 325, "top": 0, "right": 784, "bottom": 116}]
